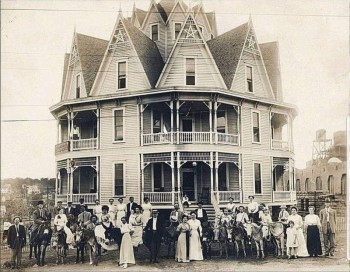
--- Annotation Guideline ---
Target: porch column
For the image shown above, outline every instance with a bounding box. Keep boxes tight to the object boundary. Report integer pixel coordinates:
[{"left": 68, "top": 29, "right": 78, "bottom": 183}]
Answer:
[
  {"left": 176, "top": 100, "right": 180, "bottom": 144},
  {"left": 140, "top": 104, "right": 144, "bottom": 146},
  {"left": 209, "top": 102, "right": 213, "bottom": 144},
  {"left": 170, "top": 101, "right": 174, "bottom": 144},
  {"left": 96, "top": 108, "right": 100, "bottom": 149},
  {"left": 67, "top": 113, "right": 71, "bottom": 141},
  {"left": 210, "top": 152, "right": 214, "bottom": 192},
  {"left": 171, "top": 152, "right": 175, "bottom": 205},
  {"left": 287, "top": 114, "right": 291, "bottom": 151},
  {"left": 214, "top": 101, "right": 217, "bottom": 144},
  {"left": 237, "top": 106, "right": 241, "bottom": 146},
  {"left": 96, "top": 156, "right": 100, "bottom": 200},
  {"left": 57, "top": 119, "right": 60, "bottom": 144},
  {"left": 67, "top": 158, "right": 72, "bottom": 202},
  {"left": 177, "top": 151, "right": 181, "bottom": 195},
  {"left": 269, "top": 111, "right": 273, "bottom": 149},
  {"left": 215, "top": 152, "right": 219, "bottom": 191}
]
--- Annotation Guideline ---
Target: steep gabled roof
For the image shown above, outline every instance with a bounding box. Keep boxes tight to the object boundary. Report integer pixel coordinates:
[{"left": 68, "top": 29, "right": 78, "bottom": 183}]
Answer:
[
  {"left": 61, "top": 53, "right": 70, "bottom": 97},
  {"left": 157, "top": 0, "right": 188, "bottom": 23},
  {"left": 123, "top": 18, "right": 164, "bottom": 88},
  {"left": 206, "top": 12, "right": 216, "bottom": 35},
  {"left": 75, "top": 33, "right": 108, "bottom": 95},
  {"left": 136, "top": 8, "right": 147, "bottom": 26},
  {"left": 260, "top": 41, "right": 283, "bottom": 101},
  {"left": 207, "top": 22, "right": 249, "bottom": 89}
]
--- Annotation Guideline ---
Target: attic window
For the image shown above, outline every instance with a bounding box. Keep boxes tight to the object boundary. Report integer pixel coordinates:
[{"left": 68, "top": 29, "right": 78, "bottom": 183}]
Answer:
[
  {"left": 151, "top": 24, "right": 159, "bottom": 41},
  {"left": 246, "top": 66, "right": 253, "bottom": 92},
  {"left": 117, "top": 61, "right": 127, "bottom": 89},
  {"left": 186, "top": 58, "right": 195, "bottom": 85}
]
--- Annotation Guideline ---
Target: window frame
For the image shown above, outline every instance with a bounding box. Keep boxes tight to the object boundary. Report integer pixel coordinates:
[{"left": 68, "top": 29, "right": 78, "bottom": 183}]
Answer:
[
  {"left": 253, "top": 161, "right": 263, "bottom": 195},
  {"left": 151, "top": 110, "right": 163, "bottom": 134},
  {"left": 151, "top": 163, "right": 164, "bottom": 192},
  {"left": 150, "top": 23, "right": 159, "bottom": 41},
  {"left": 112, "top": 108, "right": 125, "bottom": 143},
  {"left": 75, "top": 73, "right": 81, "bottom": 98},
  {"left": 173, "top": 22, "right": 182, "bottom": 40},
  {"left": 245, "top": 65, "right": 253, "bottom": 92},
  {"left": 184, "top": 57, "right": 196, "bottom": 86},
  {"left": 113, "top": 162, "right": 125, "bottom": 197},
  {"left": 251, "top": 110, "right": 261, "bottom": 143},
  {"left": 116, "top": 60, "right": 127, "bottom": 90}
]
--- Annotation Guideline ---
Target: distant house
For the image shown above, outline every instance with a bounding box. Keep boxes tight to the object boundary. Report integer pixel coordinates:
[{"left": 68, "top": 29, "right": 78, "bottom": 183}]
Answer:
[
  {"left": 50, "top": 0, "right": 297, "bottom": 212},
  {"left": 27, "top": 185, "right": 41, "bottom": 195}
]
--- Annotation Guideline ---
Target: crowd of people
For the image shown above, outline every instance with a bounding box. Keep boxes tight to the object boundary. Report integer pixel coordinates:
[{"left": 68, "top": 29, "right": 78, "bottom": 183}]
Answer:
[{"left": 6, "top": 195, "right": 337, "bottom": 269}]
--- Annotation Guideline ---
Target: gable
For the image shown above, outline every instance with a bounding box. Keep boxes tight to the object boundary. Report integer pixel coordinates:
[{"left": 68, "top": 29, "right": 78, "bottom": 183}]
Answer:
[
  {"left": 193, "top": 5, "right": 212, "bottom": 40},
  {"left": 63, "top": 59, "right": 87, "bottom": 100}
]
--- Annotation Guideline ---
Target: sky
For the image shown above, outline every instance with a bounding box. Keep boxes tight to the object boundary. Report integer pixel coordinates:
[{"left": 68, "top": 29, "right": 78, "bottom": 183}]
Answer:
[{"left": 1, "top": 0, "right": 348, "bottom": 179}]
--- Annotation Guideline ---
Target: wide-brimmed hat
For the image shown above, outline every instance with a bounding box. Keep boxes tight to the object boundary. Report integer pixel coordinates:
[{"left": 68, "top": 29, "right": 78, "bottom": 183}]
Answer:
[
  {"left": 68, "top": 201, "right": 73, "bottom": 204},
  {"left": 248, "top": 195, "right": 254, "bottom": 199},
  {"left": 280, "top": 205, "right": 287, "bottom": 209},
  {"left": 13, "top": 216, "right": 21, "bottom": 222}
]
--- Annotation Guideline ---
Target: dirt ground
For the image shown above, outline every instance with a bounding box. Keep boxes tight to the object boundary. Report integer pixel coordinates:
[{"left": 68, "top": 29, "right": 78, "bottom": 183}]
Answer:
[{"left": 1, "top": 231, "right": 349, "bottom": 272}]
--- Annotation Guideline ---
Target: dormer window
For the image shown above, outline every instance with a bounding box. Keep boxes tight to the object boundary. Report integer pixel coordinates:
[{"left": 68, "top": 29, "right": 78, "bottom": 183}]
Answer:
[
  {"left": 75, "top": 74, "right": 81, "bottom": 98},
  {"left": 151, "top": 24, "right": 159, "bottom": 41},
  {"left": 186, "top": 58, "right": 195, "bottom": 85},
  {"left": 174, "top": 22, "right": 181, "bottom": 39},
  {"left": 117, "top": 61, "right": 127, "bottom": 89},
  {"left": 246, "top": 66, "right": 253, "bottom": 92}
]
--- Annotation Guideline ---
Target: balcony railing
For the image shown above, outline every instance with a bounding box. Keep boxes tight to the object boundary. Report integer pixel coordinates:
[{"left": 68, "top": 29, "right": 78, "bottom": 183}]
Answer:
[
  {"left": 213, "top": 190, "right": 242, "bottom": 204},
  {"left": 179, "top": 132, "right": 211, "bottom": 144},
  {"left": 143, "top": 132, "right": 172, "bottom": 145},
  {"left": 273, "top": 191, "right": 296, "bottom": 202},
  {"left": 142, "top": 192, "right": 173, "bottom": 204},
  {"left": 217, "top": 133, "right": 239, "bottom": 145},
  {"left": 72, "top": 193, "right": 98, "bottom": 204},
  {"left": 71, "top": 138, "right": 97, "bottom": 151},
  {"left": 55, "top": 141, "right": 70, "bottom": 155},
  {"left": 272, "top": 139, "right": 289, "bottom": 151}
]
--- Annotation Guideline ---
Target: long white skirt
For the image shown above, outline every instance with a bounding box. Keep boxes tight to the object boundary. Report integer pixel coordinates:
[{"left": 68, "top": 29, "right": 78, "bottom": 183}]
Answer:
[
  {"left": 287, "top": 228, "right": 309, "bottom": 257},
  {"left": 131, "top": 226, "right": 143, "bottom": 247},
  {"left": 120, "top": 233, "right": 135, "bottom": 265},
  {"left": 189, "top": 230, "right": 203, "bottom": 261}
]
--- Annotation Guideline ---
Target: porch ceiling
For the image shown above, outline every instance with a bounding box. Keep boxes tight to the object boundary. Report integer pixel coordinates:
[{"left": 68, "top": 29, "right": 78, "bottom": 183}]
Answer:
[{"left": 271, "top": 113, "right": 288, "bottom": 127}]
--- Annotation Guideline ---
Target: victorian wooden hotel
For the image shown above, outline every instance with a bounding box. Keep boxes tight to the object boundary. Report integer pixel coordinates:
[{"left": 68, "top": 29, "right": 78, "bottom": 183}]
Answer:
[{"left": 51, "top": 0, "right": 298, "bottom": 216}]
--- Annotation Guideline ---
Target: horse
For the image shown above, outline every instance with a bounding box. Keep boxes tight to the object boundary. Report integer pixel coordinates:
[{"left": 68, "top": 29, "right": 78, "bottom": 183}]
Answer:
[
  {"left": 269, "top": 222, "right": 285, "bottom": 258},
  {"left": 28, "top": 224, "right": 37, "bottom": 260},
  {"left": 31, "top": 220, "right": 53, "bottom": 267},
  {"left": 51, "top": 226, "right": 67, "bottom": 265},
  {"left": 246, "top": 222, "right": 265, "bottom": 259},
  {"left": 201, "top": 221, "right": 214, "bottom": 259},
  {"left": 75, "top": 226, "right": 98, "bottom": 265},
  {"left": 212, "top": 222, "right": 229, "bottom": 258},
  {"left": 231, "top": 222, "right": 247, "bottom": 258},
  {"left": 163, "top": 221, "right": 179, "bottom": 258}
]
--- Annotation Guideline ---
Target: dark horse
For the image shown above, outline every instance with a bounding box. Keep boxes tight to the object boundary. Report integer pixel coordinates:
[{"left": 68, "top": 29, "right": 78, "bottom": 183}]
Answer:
[
  {"left": 231, "top": 222, "right": 248, "bottom": 258},
  {"left": 75, "top": 226, "right": 98, "bottom": 265},
  {"left": 163, "top": 221, "right": 179, "bottom": 258},
  {"left": 201, "top": 221, "right": 214, "bottom": 259},
  {"left": 31, "top": 220, "right": 53, "bottom": 267},
  {"left": 51, "top": 227, "right": 67, "bottom": 265}
]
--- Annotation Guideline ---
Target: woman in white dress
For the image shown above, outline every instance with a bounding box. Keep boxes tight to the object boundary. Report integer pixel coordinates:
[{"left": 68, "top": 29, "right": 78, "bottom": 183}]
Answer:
[
  {"left": 287, "top": 206, "right": 309, "bottom": 257},
  {"left": 53, "top": 208, "right": 74, "bottom": 245},
  {"left": 108, "top": 198, "right": 117, "bottom": 226},
  {"left": 141, "top": 197, "right": 152, "bottom": 227},
  {"left": 119, "top": 217, "right": 135, "bottom": 269},
  {"left": 130, "top": 207, "right": 143, "bottom": 249},
  {"left": 116, "top": 198, "right": 127, "bottom": 228},
  {"left": 175, "top": 215, "right": 190, "bottom": 262},
  {"left": 188, "top": 212, "right": 203, "bottom": 261}
]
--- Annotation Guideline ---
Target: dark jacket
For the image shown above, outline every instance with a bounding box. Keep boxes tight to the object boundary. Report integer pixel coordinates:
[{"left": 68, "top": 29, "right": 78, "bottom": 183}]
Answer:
[
  {"left": 32, "top": 208, "right": 50, "bottom": 228},
  {"left": 126, "top": 202, "right": 139, "bottom": 220},
  {"left": 144, "top": 217, "right": 163, "bottom": 242},
  {"left": 65, "top": 206, "right": 76, "bottom": 216},
  {"left": 195, "top": 208, "right": 208, "bottom": 223},
  {"left": 74, "top": 204, "right": 85, "bottom": 217},
  {"left": 7, "top": 224, "right": 26, "bottom": 249}
]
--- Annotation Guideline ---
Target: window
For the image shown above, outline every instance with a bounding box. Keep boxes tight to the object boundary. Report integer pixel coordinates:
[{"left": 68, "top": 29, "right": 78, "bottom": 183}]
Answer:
[
  {"left": 114, "top": 163, "right": 124, "bottom": 196},
  {"left": 254, "top": 163, "right": 262, "bottom": 194},
  {"left": 114, "top": 109, "right": 124, "bottom": 141},
  {"left": 153, "top": 111, "right": 161, "bottom": 133},
  {"left": 252, "top": 112, "right": 260, "bottom": 142},
  {"left": 246, "top": 66, "right": 253, "bottom": 92},
  {"left": 76, "top": 74, "right": 81, "bottom": 98},
  {"left": 151, "top": 24, "right": 158, "bottom": 41},
  {"left": 316, "top": 177, "right": 322, "bottom": 190},
  {"left": 217, "top": 111, "right": 226, "bottom": 133},
  {"left": 117, "top": 61, "right": 127, "bottom": 89},
  {"left": 153, "top": 163, "right": 163, "bottom": 192},
  {"left": 186, "top": 58, "right": 195, "bottom": 85},
  {"left": 174, "top": 23, "right": 181, "bottom": 39},
  {"left": 296, "top": 179, "right": 301, "bottom": 191}
]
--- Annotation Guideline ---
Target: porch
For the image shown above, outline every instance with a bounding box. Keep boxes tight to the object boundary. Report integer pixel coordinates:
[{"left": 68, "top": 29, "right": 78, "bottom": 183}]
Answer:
[
  {"left": 272, "top": 157, "right": 296, "bottom": 202},
  {"left": 141, "top": 152, "right": 242, "bottom": 206},
  {"left": 56, "top": 157, "right": 99, "bottom": 204},
  {"left": 141, "top": 101, "right": 240, "bottom": 146},
  {"left": 270, "top": 112, "right": 292, "bottom": 151},
  {"left": 55, "top": 110, "right": 99, "bottom": 154}
]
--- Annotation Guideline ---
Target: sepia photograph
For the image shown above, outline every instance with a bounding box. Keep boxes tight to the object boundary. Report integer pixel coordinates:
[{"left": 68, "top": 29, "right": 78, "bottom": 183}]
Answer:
[{"left": 1, "top": 0, "right": 349, "bottom": 271}]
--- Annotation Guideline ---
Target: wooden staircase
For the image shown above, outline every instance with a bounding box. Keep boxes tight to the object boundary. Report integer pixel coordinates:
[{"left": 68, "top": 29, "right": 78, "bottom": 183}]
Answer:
[{"left": 183, "top": 204, "right": 217, "bottom": 223}]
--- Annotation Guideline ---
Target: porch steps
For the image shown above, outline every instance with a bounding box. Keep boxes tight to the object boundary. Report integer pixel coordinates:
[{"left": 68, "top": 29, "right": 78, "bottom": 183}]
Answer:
[{"left": 183, "top": 204, "right": 217, "bottom": 223}]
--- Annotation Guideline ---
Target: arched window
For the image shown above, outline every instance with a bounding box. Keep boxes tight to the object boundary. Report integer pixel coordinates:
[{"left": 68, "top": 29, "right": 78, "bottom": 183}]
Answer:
[
  {"left": 327, "top": 175, "right": 334, "bottom": 194},
  {"left": 341, "top": 174, "right": 346, "bottom": 195},
  {"left": 305, "top": 178, "right": 310, "bottom": 192},
  {"left": 296, "top": 179, "right": 301, "bottom": 191},
  {"left": 316, "top": 177, "right": 322, "bottom": 191}
]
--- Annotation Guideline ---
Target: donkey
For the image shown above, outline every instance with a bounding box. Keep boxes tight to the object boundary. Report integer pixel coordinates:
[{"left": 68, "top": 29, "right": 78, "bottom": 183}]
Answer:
[
  {"left": 75, "top": 226, "right": 98, "bottom": 265},
  {"left": 269, "top": 222, "right": 285, "bottom": 258},
  {"left": 231, "top": 222, "right": 247, "bottom": 258},
  {"left": 246, "top": 222, "right": 265, "bottom": 259}
]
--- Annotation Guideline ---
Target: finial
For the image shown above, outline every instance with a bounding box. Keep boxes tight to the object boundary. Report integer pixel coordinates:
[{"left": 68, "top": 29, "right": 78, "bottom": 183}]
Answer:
[{"left": 118, "top": 2, "right": 122, "bottom": 15}]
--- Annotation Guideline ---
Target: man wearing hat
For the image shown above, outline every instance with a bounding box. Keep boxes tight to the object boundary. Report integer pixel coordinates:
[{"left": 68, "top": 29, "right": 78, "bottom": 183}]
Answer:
[
  {"left": 32, "top": 200, "right": 50, "bottom": 234},
  {"left": 144, "top": 210, "right": 163, "bottom": 263},
  {"left": 75, "top": 197, "right": 85, "bottom": 218},
  {"left": 319, "top": 198, "right": 337, "bottom": 256},
  {"left": 78, "top": 205, "right": 92, "bottom": 227},
  {"left": 259, "top": 207, "right": 272, "bottom": 241},
  {"left": 247, "top": 195, "right": 259, "bottom": 223},
  {"left": 194, "top": 202, "right": 208, "bottom": 226},
  {"left": 278, "top": 205, "right": 289, "bottom": 223},
  {"left": 65, "top": 201, "right": 76, "bottom": 217},
  {"left": 7, "top": 216, "right": 26, "bottom": 269},
  {"left": 169, "top": 203, "right": 184, "bottom": 227},
  {"left": 53, "top": 201, "right": 64, "bottom": 217}
]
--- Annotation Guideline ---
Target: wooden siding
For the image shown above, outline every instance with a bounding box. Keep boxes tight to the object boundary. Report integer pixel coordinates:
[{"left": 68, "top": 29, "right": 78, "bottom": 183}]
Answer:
[
  {"left": 98, "top": 46, "right": 149, "bottom": 96},
  {"left": 166, "top": 5, "right": 186, "bottom": 60},
  {"left": 66, "top": 61, "right": 87, "bottom": 100},
  {"left": 160, "top": 44, "right": 221, "bottom": 88},
  {"left": 231, "top": 50, "right": 273, "bottom": 99}
]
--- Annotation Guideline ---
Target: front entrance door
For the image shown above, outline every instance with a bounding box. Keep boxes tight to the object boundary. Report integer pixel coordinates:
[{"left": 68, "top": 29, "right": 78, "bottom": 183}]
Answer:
[{"left": 182, "top": 169, "right": 196, "bottom": 201}]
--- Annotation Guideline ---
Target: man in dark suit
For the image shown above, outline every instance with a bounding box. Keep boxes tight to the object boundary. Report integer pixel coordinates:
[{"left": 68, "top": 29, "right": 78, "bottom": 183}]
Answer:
[
  {"left": 320, "top": 197, "right": 337, "bottom": 256},
  {"left": 77, "top": 205, "right": 91, "bottom": 227},
  {"left": 7, "top": 216, "right": 26, "bottom": 269},
  {"left": 143, "top": 210, "right": 163, "bottom": 263},
  {"left": 65, "top": 201, "right": 75, "bottom": 217},
  {"left": 194, "top": 201, "right": 208, "bottom": 226},
  {"left": 32, "top": 200, "right": 50, "bottom": 233},
  {"left": 75, "top": 198, "right": 85, "bottom": 218},
  {"left": 126, "top": 197, "right": 138, "bottom": 222}
]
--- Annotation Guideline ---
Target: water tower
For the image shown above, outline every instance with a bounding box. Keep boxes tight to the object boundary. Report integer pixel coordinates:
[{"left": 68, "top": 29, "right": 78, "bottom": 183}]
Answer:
[{"left": 312, "top": 129, "right": 332, "bottom": 161}]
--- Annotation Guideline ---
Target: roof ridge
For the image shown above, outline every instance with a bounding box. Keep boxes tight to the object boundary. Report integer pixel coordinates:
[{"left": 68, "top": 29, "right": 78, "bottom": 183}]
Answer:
[{"left": 76, "top": 32, "right": 108, "bottom": 42}]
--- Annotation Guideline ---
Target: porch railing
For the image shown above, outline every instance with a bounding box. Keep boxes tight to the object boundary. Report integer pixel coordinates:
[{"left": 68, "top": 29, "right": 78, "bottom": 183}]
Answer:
[
  {"left": 271, "top": 139, "right": 289, "bottom": 151},
  {"left": 273, "top": 191, "right": 295, "bottom": 202},
  {"left": 143, "top": 132, "right": 172, "bottom": 145},
  {"left": 72, "top": 193, "right": 98, "bottom": 204},
  {"left": 217, "top": 133, "right": 239, "bottom": 145},
  {"left": 142, "top": 192, "right": 173, "bottom": 204},
  {"left": 214, "top": 191, "right": 242, "bottom": 204},
  {"left": 71, "top": 138, "right": 98, "bottom": 151},
  {"left": 55, "top": 141, "right": 70, "bottom": 155},
  {"left": 178, "top": 132, "right": 211, "bottom": 144}
]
